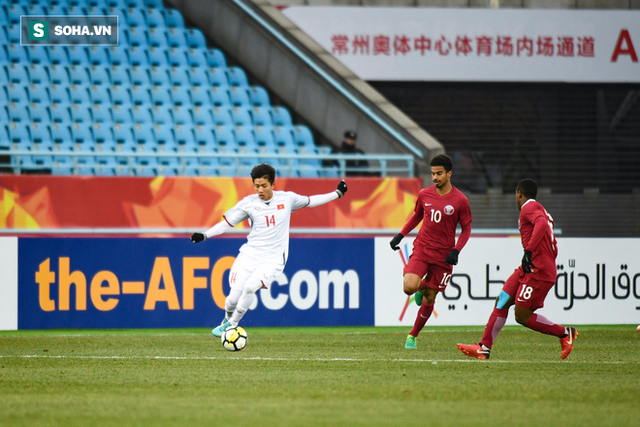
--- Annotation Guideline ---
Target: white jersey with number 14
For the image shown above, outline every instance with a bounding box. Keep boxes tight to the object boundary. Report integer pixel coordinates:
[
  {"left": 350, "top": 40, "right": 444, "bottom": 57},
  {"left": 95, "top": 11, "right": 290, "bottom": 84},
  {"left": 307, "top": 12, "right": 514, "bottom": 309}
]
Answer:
[{"left": 223, "top": 191, "right": 310, "bottom": 265}]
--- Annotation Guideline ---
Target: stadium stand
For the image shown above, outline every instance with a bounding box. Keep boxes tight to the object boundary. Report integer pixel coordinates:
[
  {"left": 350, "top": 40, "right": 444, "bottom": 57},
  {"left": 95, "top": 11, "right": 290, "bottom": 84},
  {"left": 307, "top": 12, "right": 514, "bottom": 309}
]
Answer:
[{"left": 0, "top": 0, "right": 343, "bottom": 177}]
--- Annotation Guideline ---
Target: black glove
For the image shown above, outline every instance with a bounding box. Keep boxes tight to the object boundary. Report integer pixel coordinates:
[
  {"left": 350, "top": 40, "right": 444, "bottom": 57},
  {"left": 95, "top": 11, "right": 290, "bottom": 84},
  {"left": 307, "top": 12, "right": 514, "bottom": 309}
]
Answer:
[
  {"left": 445, "top": 248, "right": 459, "bottom": 265},
  {"left": 389, "top": 233, "right": 404, "bottom": 251},
  {"left": 336, "top": 180, "right": 347, "bottom": 198},
  {"left": 521, "top": 250, "right": 535, "bottom": 273},
  {"left": 190, "top": 232, "right": 206, "bottom": 243}
]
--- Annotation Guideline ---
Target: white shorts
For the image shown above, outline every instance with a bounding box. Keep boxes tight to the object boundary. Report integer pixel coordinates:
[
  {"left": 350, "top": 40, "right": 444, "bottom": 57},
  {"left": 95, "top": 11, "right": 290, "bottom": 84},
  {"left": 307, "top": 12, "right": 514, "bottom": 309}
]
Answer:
[{"left": 229, "top": 252, "right": 284, "bottom": 292}]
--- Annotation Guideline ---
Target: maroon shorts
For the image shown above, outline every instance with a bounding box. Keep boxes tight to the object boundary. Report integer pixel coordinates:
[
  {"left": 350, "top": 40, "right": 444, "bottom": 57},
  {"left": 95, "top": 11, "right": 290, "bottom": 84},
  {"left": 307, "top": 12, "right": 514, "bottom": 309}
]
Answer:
[
  {"left": 503, "top": 267, "right": 554, "bottom": 310},
  {"left": 403, "top": 254, "right": 453, "bottom": 293}
]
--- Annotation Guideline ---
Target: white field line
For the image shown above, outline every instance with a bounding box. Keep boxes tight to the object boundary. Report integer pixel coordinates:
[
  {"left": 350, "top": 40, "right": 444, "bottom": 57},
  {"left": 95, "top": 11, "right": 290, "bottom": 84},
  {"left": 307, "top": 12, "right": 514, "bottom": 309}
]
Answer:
[{"left": 0, "top": 354, "right": 635, "bottom": 365}]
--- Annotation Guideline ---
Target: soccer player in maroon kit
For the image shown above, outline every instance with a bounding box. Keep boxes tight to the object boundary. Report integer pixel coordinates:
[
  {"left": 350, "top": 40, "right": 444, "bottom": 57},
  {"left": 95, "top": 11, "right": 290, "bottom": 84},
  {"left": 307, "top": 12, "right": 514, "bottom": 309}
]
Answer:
[
  {"left": 390, "top": 154, "right": 472, "bottom": 349},
  {"left": 457, "top": 179, "right": 578, "bottom": 360}
]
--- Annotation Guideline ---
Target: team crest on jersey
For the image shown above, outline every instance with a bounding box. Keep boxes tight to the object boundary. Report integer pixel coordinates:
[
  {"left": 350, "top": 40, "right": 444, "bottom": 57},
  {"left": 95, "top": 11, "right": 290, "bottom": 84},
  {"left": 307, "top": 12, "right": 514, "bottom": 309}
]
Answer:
[{"left": 444, "top": 205, "right": 455, "bottom": 215}]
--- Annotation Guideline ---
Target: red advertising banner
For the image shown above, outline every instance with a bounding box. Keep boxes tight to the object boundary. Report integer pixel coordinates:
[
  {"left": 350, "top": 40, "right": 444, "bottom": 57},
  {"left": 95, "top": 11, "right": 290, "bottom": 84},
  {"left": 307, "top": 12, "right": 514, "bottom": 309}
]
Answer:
[{"left": 0, "top": 176, "right": 422, "bottom": 230}]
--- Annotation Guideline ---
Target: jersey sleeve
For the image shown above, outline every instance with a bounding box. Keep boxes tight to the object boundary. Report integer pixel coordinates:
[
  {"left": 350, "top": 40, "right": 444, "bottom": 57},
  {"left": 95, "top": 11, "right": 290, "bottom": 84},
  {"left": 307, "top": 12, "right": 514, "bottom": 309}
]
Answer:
[
  {"left": 223, "top": 198, "right": 251, "bottom": 226},
  {"left": 288, "top": 192, "right": 312, "bottom": 211},
  {"left": 400, "top": 194, "right": 424, "bottom": 235}
]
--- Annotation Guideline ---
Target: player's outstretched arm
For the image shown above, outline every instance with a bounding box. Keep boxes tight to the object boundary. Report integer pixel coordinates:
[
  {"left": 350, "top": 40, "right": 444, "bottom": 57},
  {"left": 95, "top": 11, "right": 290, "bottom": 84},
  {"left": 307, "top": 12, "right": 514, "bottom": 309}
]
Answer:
[
  {"left": 307, "top": 181, "right": 347, "bottom": 207},
  {"left": 189, "top": 220, "right": 233, "bottom": 243}
]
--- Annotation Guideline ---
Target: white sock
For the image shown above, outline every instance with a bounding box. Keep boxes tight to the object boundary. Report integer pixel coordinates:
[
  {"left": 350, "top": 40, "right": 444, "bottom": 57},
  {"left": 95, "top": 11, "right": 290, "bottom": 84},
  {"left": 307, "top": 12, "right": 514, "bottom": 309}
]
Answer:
[{"left": 229, "top": 291, "right": 255, "bottom": 327}]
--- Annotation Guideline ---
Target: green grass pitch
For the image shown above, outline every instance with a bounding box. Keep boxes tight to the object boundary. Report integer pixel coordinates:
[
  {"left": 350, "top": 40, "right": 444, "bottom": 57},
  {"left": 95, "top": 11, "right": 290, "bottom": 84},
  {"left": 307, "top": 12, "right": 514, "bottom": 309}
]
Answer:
[{"left": 1, "top": 325, "right": 638, "bottom": 426}]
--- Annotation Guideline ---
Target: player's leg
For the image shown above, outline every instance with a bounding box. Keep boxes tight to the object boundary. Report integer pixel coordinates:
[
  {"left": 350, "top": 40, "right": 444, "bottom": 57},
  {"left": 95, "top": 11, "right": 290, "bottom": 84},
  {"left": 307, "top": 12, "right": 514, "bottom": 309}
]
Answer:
[
  {"left": 406, "top": 264, "right": 450, "bottom": 346},
  {"left": 212, "top": 255, "right": 248, "bottom": 337},
  {"left": 458, "top": 268, "right": 521, "bottom": 359},
  {"left": 402, "top": 257, "right": 429, "bottom": 348},
  {"left": 228, "top": 261, "right": 283, "bottom": 328},
  {"left": 513, "top": 279, "right": 578, "bottom": 359},
  {"left": 402, "top": 273, "right": 422, "bottom": 295}
]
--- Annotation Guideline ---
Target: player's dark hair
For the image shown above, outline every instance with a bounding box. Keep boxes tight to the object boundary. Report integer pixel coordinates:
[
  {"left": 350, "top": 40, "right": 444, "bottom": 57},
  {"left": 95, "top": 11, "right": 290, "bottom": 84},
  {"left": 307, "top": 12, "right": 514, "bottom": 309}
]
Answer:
[
  {"left": 430, "top": 154, "right": 453, "bottom": 172},
  {"left": 517, "top": 179, "right": 538, "bottom": 199},
  {"left": 251, "top": 163, "right": 276, "bottom": 184}
]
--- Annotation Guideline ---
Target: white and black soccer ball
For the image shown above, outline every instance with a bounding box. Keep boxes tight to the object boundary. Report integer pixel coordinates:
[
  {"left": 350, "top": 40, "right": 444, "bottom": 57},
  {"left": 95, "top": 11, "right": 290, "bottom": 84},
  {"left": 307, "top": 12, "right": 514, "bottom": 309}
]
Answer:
[{"left": 221, "top": 326, "right": 248, "bottom": 351}]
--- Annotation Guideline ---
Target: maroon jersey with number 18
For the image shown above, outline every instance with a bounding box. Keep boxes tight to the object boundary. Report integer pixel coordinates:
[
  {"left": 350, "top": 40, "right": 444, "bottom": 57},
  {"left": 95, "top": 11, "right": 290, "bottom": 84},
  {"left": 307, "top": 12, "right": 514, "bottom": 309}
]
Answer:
[
  {"left": 401, "top": 185, "right": 472, "bottom": 267},
  {"left": 519, "top": 199, "right": 558, "bottom": 283}
]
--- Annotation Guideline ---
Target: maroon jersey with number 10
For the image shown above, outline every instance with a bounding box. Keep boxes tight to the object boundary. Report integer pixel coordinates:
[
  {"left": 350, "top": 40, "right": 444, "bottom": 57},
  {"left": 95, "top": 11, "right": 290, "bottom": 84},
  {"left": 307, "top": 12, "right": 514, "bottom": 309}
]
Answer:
[
  {"left": 401, "top": 185, "right": 472, "bottom": 267},
  {"left": 519, "top": 199, "right": 558, "bottom": 283}
]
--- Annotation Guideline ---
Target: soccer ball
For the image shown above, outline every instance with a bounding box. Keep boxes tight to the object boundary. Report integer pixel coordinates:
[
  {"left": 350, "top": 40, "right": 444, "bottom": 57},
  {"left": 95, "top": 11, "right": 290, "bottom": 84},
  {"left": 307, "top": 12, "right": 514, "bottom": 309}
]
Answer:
[{"left": 221, "top": 326, "right": 248, "bottom": 351}]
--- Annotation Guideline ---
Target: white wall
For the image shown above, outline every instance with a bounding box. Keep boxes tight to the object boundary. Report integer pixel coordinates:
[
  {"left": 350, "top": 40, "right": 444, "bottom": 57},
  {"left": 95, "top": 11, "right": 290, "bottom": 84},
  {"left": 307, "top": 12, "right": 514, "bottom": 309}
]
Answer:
[{"left": 0, "top": 237, "right": 18, "bottom": 331}]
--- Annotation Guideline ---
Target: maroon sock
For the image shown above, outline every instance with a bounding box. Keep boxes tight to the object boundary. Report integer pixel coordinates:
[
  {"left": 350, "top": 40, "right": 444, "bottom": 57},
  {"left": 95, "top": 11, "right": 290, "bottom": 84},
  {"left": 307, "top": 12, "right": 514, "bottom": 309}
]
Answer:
[
  {"left": 525, "top": 313, "right": 565, "bottom": 337},
  {"left": 479, "top": 307, "right": 508, "bottom": 349},
  {"left": 409, "top": 302, "right": 434, "bottom": 337}
]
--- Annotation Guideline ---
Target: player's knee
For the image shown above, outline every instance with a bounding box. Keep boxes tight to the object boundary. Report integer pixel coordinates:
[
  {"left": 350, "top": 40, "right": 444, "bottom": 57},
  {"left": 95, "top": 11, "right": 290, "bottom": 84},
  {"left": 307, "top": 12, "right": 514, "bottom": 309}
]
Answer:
[{"left": 514, "top": 309, "right": 530, "bottom": 325}]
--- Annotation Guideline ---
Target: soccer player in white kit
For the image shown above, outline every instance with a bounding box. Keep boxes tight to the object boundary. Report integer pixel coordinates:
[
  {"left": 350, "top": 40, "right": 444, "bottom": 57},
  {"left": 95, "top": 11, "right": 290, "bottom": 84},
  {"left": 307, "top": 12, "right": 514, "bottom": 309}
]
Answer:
[{"left": 190, "top": 163, "right": 348, "bottom": 337}]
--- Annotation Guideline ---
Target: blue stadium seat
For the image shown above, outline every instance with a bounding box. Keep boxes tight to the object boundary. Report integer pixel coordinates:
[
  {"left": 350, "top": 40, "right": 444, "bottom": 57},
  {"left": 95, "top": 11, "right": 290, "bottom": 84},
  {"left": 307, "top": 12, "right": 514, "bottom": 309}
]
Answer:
[
  {"left": 47, "top": 64, "right": 68, "bottom": 85},
  {"left": 186, "top": 49, "right": 207, "bottom": 68},
  {"left": 250, "top": 106, "right": 273, "bottom": 126},
  {"left": 70, "top": 121, "right": 93, "bottom": 147},
  {"left": 89, "top": 65, "right": 110, "bottom": 86},
  {"left": 152, "top": 123, "right": 174, "bottom": 149},
  {"left": 7, "top": 65, "right": 27, "bottom": 84},
  {"left": 50, "top": 123, "right": 73, "bottom": 150},
  {"left": 214, "top": 124, "right": 236, "bottom": 150},
  {"left": 8, "top": 123, "right": 31, "bottom": 148},
  {"left": 107, "top": 46, "right": 129, "bottom": 66},
  {"left": 163, "top": 9, "right": 185, "bottom": 30},
  {"left": 126, "top": 9, "right": 146, "bottom": 29},
  {"left": 111, "top": 104, "right": 132, "bottom": 123},
  {"left": 151, "top": 106, "right": 173, "bottom": 124},
  {"left": 206, "top": 67, "right": 229, "bottom": 87},
  {"left": 126, "top": 28, "right": 147, "bottom": 47},
  {"left": 69, "top": 85, "right": 91, "bottom": 104},
  {"left": 30, "top": 122, "right": 52, "bottom": 147},
  {"left": 128, "top": 46, "right": 146, "bottom": 67},
  {"left": 70, "top": 104, "right": 92, "bottom": 123},
  {"left": 272, "top": 125, "right": 296, "bottom": 153},
  {"left": 67, "top": 46, "right": 89, "bottom": 66},
  {"left": 130, "top": 84, "right": 152, "bottom": 105},
  {"left": 145, "top": 9, "right": 165, "bottom": 29},
  {"left": 129, "top": 65, "right": 150, "bottom": 85},
  {"left": 292, "top": 124, "right": 315, "bottom": 150},
  {"left": 131, "top": 105, "right": 153, "bottom": 125},
  {"left": 109, "top": 65, "right": 130, "bottom": 85},
  {"left": 109, "top": 85, "right": 131, "bottom": 105},
  {"left": 170, "top": 86, "right": 191, "bottom": 106},
  {"left": 48, "top": 46, "right": 69, "bottom": 65},
  {"left": 231, "top": 107, "right": 252, "bottom": 127},
  {"left": 48, "top": 103, "right": 72, "bottom": 124},
  {"left": 88, "top": 46, "right": 109, "bottom": 66},
  {"left": 146, "top": 47, "right": 167, "bottom": 67},
  {"left": 234, "top": 126, "right": 257, "bottom": 151},
  {"left": 212, "top": 106, "right": 233, "bottom": 127},
  {"left": 166, "top": 29, "right": 187, "bottom": 49},
  {"left": 149, "top": 66, "right": 171, "bottom": 86},
  {"left": 133, "top": 156, "right": 159, "bottom": 176},
  {"left": 6, "top": 5, "right": 25, "bottom": 26},
  {"left": 228, "top": 87, "right": 250, "bottom": 108},
  {"left": 90, "top": 104, "right": 112, "bottom": 123},
  {"left": 226, "top": 67, "right": 248, "bottom": 87},
  {"left": 89, "top": 85, "right": 111, "bottom": 105},
  {"left": 185, "top": 28, "right": 207, "bottom": 49},
  {"left": 8, "top": 103, "right": 30, "bottom": 123},
  {"left": 132, "top": 124, "right": 156, "bottom": 153},
  {"left": 167, "top": 47, "right": 188, "bottom": 67},
  {"left": 271, "top": 106, "right": 293, "bottom": 126},
  {"left": 172, "top": 105, "right": 191, "bottom": 125},
  {"left": 191, "top": 104, "right": 212, "bottom": 125},
  {"left": 149, "top": 85, "right": 171, "bottom": 105},
  {"left": 187, "top": 66, "right": 208, "bottom": 87},
  {"left": 92, "top": 122, "right": 117, "bottom": 152},
  {"left": 170, "top": 67, "right": 190, "bottom": 87},
  {"left": 27, "top": 83, "right": 49, "bottom": 104},
  {"left": 248, "top": 86, "right": 270, "bottom": 107},
  {"left": 193, "top": 124, "right": 215, "bottom": 149},
  {"left": 27, "top": 46, "right": 49, "bottom": 65},
  {"left": 147, "top": 28, "right": 167, "bottom": 48},
  {"left": 6, "top": 83, "right": 27, "bottom": 103},
  {"left": 173, "top": 124, "right": 195, "bottom": 149},
  {"left": 143, "top": 0, "right": 165, "bottom": 8},
  {"left": 205, "top": 48, "right": 226, "bottom": 68},
  {"left": 68, "top": 65, "right": 89, "bottom": 85},
  {"left": 29, "top": 102, "right": 50, "bottom": 124},
  {"left": 190, "top": 86, "right": 210, "bottom": 106}
]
